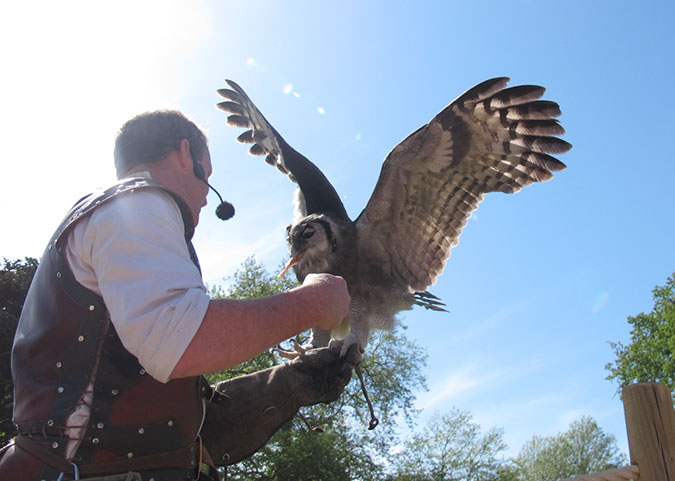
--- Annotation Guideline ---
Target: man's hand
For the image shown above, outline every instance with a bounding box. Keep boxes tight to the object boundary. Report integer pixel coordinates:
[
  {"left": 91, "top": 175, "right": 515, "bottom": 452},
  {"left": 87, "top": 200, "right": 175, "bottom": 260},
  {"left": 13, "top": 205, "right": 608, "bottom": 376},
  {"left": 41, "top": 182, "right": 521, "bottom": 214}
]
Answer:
[
  {"left": 286, "top": 341, "right": 359, "bottom": 404},
  {"left": 300, "top": 273, "right": 350, "bottom": 331}
]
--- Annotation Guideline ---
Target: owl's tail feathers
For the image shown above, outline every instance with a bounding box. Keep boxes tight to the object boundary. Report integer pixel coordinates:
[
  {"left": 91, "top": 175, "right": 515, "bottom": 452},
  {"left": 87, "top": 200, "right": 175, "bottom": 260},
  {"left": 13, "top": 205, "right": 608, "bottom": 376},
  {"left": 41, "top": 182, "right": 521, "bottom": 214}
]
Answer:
[{"left": 413, "top": 291, "right": 448, "bottom": 312}]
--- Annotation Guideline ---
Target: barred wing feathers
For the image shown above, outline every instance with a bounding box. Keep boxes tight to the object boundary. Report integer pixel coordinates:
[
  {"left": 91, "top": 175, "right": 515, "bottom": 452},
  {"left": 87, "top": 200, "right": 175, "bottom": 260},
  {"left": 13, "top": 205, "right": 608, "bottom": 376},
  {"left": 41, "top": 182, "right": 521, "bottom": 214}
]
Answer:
[{"left": 355, "top": 77, "right": 571, "bottom": 292}]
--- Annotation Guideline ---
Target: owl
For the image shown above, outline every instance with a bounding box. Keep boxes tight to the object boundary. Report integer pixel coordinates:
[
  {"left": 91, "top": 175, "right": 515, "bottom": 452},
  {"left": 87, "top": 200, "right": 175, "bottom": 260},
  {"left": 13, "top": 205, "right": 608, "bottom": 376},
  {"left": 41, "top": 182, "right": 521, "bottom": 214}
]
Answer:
[{"left": 217, "top": 77, "right": 571, "bottom": 357}]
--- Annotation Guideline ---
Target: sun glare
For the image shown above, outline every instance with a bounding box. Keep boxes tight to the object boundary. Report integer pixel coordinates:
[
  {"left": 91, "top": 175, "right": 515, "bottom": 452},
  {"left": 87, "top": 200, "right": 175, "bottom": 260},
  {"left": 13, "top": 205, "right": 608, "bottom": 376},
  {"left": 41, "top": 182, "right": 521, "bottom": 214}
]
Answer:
[{"left": 0, "top": 1, "right": 212, "bottom": 258}]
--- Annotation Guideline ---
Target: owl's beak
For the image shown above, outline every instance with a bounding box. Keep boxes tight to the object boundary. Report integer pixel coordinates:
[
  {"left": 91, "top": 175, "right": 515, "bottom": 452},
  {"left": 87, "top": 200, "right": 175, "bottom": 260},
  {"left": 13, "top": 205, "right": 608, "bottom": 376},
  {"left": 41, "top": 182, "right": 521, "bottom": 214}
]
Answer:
[{"left": 278, "top": 254, "right": 302, "bottom": 280}]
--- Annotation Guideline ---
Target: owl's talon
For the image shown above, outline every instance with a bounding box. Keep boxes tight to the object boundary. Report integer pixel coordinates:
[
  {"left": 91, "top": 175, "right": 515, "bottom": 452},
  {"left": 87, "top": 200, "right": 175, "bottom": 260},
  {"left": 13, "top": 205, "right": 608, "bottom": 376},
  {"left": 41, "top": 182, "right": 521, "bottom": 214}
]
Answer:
[
  {"left": 275, "top": 338, "right": 311, "bottom": 359},
  {"left": 292, "top": 339, "right": 307, "bottom": 355},
  {"left": 274, "top": 347, "right": 299, "bottom": 360}
]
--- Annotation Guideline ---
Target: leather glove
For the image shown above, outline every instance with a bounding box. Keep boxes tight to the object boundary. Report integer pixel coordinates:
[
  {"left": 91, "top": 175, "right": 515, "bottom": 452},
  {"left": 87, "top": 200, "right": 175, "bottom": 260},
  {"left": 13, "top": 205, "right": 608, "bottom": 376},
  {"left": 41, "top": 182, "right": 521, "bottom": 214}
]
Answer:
[{"left": 201, "top": 343, "right": 359, "bottom": 466}]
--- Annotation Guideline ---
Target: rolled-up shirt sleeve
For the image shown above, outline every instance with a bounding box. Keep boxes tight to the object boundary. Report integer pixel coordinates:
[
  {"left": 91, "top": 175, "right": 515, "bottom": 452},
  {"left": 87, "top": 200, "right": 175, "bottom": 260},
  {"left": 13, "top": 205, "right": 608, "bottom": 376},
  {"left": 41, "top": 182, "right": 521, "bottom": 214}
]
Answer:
[{"left": 65, "top": 189, "right": 210, "bottom": 383}]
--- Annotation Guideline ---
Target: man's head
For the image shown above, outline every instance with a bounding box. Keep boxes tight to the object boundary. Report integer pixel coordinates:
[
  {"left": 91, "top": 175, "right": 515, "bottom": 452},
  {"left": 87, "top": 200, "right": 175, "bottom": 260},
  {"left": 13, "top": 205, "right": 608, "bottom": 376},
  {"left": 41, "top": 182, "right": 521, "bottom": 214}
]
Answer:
[
  {"left": 114, "top": 110, "right": 213, "bottom": 226},
  {"left": 114, "top": 110, "right": 208, "bottom": 178}
]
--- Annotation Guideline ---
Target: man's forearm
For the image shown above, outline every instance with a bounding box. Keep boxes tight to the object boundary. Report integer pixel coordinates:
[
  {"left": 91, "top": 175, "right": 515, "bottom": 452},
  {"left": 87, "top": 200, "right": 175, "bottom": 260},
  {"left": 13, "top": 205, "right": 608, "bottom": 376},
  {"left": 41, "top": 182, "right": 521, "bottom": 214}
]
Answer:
[
  {"left": 170, "top": 275, "right": 348, "bottom": 379},
  {"left": 172, "top": 292, "right": 313, "bottom": 378}
]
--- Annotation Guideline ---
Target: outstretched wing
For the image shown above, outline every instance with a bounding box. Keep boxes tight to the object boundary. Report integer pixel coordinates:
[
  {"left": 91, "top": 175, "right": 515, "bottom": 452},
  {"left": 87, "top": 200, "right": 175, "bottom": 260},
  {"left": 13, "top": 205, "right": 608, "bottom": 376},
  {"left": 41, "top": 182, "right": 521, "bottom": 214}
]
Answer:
[
  {"left": 217, "top": 80, "right": 348, "bottom": 219},
  {"left": 355, "top": 77, "right": 571, "bottom": 292}
]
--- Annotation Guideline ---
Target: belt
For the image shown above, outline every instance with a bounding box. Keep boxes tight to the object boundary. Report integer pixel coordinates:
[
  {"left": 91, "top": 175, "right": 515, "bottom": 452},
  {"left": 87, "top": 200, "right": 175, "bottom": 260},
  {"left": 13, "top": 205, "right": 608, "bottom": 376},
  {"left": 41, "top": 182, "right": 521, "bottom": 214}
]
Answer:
[{"left": 14, "top": 435, "right": 200, "bottom": 477}]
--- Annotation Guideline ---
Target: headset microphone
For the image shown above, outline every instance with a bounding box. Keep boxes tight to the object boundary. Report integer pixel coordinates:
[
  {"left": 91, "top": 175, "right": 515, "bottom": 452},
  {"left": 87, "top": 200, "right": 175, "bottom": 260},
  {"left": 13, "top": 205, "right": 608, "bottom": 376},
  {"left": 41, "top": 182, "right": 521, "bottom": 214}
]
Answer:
[
  {"left": 193, "top": 161, "right": 235, "bottom": 221},
  {"left": 209, "top": 182, "right": 236, "bottom": 221}
]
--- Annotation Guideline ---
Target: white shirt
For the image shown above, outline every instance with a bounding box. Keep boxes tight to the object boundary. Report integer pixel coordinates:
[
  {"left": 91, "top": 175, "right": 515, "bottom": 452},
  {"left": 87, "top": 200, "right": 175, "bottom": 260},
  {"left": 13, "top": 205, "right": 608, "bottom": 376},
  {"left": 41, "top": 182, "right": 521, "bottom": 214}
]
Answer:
[{"left": 64, "top": 176, "right": 210, "bottom": 383}]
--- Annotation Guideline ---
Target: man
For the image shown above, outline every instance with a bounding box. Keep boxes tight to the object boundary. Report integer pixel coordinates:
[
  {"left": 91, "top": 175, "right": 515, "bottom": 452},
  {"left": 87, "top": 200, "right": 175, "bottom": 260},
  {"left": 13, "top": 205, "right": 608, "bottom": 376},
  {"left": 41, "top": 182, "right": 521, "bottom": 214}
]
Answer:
[{"left": 0, "top": 110, "right": 354, "bottom": 480}]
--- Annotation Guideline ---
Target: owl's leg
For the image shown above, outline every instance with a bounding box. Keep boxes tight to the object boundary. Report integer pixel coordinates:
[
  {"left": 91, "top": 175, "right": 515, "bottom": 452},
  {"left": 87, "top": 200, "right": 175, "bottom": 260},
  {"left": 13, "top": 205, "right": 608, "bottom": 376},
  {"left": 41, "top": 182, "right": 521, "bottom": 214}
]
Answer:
[
  {"left": 339, "top": 321, "right": 369, "bottom": 358},
  {"left": 308, "top": 328, "right": 331, "bottom": 349}
]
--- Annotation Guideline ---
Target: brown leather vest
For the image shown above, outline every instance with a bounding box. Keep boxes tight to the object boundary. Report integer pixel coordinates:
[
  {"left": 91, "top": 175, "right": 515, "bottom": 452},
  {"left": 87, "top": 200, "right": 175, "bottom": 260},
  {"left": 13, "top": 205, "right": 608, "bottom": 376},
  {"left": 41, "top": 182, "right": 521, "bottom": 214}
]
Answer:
[{"left": 4, "top": 178, "right": 207, "bottom": 481}]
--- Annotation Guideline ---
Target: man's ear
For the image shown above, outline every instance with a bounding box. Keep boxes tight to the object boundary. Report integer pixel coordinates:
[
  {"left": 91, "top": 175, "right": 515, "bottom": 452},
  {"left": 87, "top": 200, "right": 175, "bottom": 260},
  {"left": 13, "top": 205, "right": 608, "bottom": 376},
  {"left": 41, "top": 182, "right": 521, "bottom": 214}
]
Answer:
[{"left": 177, "top": 138, "right": 193, "bottom": 171}]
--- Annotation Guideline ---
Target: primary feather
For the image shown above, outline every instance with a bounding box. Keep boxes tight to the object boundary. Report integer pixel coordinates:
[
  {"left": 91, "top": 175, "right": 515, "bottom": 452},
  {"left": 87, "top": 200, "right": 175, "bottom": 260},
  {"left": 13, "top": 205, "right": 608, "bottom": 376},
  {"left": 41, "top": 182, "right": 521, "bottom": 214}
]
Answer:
[{"left": 217, "top": 77, "right": 571, "bottom": 354}]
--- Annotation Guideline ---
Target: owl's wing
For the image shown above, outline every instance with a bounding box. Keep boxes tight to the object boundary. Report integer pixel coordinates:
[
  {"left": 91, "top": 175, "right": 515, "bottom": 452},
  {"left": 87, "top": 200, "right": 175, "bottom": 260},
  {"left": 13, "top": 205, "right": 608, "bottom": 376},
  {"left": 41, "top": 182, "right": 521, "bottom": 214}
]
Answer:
[
  {"left": 217, "top": 80, "right": 348, "bottom": 219},
  {"left": 355, "top": 77, "right": 571, "bottom": 292}
]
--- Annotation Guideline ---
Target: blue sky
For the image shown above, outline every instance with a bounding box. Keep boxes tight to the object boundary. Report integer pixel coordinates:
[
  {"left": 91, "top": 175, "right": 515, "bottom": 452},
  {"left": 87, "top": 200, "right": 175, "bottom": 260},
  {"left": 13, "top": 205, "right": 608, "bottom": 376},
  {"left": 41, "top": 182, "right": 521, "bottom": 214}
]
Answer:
[{"left": 2, "top": 1, "right": 674, "bottom": 458}]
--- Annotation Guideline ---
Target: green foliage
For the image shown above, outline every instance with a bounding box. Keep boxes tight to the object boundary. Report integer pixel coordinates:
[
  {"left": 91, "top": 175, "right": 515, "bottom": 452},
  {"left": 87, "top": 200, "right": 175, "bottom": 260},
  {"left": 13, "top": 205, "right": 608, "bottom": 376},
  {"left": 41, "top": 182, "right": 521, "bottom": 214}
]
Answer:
[
  {"left": 605, "top": 271, "right": 675, "bottom": 402},
  {"left": 513, "top": 416, "right": 626, "bottom": 481},
  {"left": 391, "top": 409, "right": 508, "bottom": 481},
  {"left": 0, "top": 257, "right": 39, "bottom": 445},
  {"left": 214, "top": 256, "right": 298, "bottom": 301},
  {"left": 229, "top": 426, "right": 381, "bottom": 481}
]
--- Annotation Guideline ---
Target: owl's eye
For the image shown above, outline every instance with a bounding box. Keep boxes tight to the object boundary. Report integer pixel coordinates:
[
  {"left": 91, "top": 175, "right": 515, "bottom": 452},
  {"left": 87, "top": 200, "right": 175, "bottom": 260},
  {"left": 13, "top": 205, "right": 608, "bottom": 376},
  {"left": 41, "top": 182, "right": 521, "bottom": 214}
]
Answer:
[{"left": 302, "top": 228, "right": 315, "bottom": 239}]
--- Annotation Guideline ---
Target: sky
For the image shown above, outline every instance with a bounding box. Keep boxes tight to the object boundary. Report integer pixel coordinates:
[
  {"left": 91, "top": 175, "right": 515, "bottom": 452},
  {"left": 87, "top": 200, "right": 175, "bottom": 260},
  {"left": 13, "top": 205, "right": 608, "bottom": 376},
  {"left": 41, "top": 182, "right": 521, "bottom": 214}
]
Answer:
[{"left": 2, "top": 0, "right": 674, "bottom": 459}]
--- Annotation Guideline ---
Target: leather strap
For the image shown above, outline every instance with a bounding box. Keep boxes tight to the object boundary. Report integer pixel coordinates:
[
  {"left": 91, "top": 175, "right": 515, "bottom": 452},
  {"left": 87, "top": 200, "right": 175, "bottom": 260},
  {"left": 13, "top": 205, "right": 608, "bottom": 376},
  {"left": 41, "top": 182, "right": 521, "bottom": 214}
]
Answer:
[{"left": 14, "top": 435, "right": 199, "bottom": 476}]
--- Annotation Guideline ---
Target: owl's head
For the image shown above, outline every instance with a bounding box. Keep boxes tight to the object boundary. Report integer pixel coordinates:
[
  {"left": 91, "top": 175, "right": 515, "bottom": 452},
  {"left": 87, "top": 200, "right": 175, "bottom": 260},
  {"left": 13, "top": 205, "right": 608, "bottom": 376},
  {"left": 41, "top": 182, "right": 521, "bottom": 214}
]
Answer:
[{"left": 280, "top": 213, "right": 355, "bottom": 281}]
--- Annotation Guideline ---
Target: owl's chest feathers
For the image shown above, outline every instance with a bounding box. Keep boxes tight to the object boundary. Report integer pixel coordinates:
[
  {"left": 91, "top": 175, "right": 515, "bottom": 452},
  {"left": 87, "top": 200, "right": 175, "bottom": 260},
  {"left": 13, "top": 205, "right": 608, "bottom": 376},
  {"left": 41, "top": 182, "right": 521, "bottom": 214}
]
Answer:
[
  {"left": 355, "top": 269, "right": 414, "bottom": 312},
  {"left": 346, "top": 255, "right": 413, "bottom": 323},
  {"left": 292, "top": 233, "right": 412, "bottom": 321}
]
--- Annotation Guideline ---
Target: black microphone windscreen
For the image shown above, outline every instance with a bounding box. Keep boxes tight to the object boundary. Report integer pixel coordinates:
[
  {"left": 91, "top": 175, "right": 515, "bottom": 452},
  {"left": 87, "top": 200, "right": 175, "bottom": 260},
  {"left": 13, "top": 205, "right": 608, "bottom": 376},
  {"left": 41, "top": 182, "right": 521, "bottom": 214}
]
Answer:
[{"left": 216, "top": 201, "right": 235, "bottom": 220}]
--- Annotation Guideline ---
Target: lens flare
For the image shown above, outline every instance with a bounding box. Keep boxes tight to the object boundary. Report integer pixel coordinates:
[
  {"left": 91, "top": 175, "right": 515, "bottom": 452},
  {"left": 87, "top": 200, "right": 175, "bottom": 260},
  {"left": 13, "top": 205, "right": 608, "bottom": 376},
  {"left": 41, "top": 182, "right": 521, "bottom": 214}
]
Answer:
[{"left": 591, "top": 291, "right": 609, "bottom": 313}]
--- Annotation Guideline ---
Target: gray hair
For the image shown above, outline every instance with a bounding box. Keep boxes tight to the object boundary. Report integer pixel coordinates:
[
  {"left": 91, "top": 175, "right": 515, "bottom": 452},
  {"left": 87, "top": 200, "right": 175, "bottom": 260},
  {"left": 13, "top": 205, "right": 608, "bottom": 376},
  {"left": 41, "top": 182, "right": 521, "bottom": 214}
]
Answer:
[{"left": 113, "top": 110, "right": 208, "bottom": 178}]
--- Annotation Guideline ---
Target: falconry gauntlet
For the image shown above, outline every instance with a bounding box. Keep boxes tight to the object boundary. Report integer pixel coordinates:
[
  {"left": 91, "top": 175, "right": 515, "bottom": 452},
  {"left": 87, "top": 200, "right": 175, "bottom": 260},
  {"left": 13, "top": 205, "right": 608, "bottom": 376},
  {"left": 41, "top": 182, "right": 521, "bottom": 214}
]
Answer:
[{"left": 201, "top": 344, "right": 357, "bottom": 466}]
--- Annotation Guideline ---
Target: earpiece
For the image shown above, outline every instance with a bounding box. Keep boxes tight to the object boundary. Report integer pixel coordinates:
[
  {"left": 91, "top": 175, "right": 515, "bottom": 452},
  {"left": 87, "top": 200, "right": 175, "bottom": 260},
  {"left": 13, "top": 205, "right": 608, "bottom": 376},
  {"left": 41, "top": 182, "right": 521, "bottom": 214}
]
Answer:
[
  {"left": 193, "top": 159, "right": 235, "bottom": 221},
  {"left": 193, "top": 161, "right": 206, "bottom": 181}
]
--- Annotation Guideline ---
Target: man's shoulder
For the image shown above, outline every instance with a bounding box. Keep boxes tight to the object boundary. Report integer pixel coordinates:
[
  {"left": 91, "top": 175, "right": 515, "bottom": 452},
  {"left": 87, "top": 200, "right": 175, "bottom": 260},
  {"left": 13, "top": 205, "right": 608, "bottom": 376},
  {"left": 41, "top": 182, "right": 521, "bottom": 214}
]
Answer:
[
  {"left": 87, "top": 176, "right": 170, "bottom": 209},
  {"left": 89, "top": 182, "right": 182, "bottom": 223},
  {"left": 56, "top": 178, "right": 182, "bottom": 247}
]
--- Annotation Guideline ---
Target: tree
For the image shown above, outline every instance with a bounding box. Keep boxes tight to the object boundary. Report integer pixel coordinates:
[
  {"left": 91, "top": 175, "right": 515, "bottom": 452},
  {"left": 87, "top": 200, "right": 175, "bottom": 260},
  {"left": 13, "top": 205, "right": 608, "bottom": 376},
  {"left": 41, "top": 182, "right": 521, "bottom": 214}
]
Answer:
[
  {"left": 228, "top": 423, "right": 381, "bottom": 481},
  {"left": 391, "top": 409, "right": 508, "bottom": 481},
  {"left": 605, "top": 271, "right": 675, "bottom": 402},
  {"left": 0, "top": 257, "right": 39, "bottom": 445},
  {"left": 210, "top": 256, "right": 429, "bottom": 480},
  {"left": 513, "top": 416, "right": 626, "bottom": 481}
]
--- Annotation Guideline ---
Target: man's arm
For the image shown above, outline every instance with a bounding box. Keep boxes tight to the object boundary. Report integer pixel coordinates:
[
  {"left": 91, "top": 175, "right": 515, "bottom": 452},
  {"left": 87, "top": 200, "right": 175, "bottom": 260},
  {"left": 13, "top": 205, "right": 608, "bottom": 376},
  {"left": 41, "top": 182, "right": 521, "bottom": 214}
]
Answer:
[
  {"left": 170, "top": 273, "right": 349, "bottom": 379},
  {"left": 67, "top": 189, "right": 349, "bottom": 382}
]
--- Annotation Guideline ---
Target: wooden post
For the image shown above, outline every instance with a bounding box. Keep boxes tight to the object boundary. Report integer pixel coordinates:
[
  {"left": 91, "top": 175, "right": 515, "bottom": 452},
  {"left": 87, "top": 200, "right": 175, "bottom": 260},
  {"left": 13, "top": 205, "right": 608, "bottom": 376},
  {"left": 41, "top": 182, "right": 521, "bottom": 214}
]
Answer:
[{"left": 622, "top": 383, "right": 675, "bottom": 481}]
